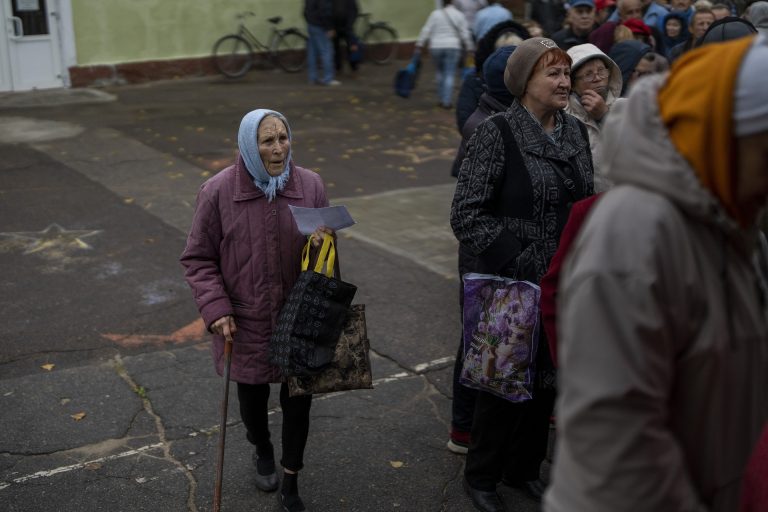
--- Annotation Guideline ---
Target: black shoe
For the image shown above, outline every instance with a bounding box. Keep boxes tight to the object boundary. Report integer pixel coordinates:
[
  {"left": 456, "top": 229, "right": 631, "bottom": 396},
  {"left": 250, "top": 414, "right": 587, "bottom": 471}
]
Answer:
[
  {"left": 251, "top": 452, "right": 279, "bottom": 492},
  {"left": 502, "top": 477, "right": 546, "bottom": 502},
  {"left": 463, "top": 478, "right": 507, "bottom": 512},
  {"left": 279, "top": 492, "right": 306, "bottom": 512}
]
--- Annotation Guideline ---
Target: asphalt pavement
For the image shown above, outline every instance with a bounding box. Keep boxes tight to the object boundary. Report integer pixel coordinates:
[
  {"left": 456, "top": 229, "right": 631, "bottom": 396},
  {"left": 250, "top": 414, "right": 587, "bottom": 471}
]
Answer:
[{"left": 0, "top": 61, "right": 546, "bottom": 511}]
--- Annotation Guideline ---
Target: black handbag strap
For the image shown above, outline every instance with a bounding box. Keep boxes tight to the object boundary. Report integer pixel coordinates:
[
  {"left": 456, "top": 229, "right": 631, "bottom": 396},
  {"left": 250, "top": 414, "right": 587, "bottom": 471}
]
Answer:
[{"left": 490, "top": 114, "right": 578, "bottom": 201}]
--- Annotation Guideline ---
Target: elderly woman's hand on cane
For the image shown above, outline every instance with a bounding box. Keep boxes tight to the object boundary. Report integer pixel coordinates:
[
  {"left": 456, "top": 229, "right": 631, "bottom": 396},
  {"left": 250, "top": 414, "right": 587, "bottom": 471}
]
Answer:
[{"left": 211, "top": 315, "right": 237, "bottom": 342}]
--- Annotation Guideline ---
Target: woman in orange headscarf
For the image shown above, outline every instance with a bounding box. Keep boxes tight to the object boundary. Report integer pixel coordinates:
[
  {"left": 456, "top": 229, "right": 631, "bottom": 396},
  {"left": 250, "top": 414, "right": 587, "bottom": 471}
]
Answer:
[{"left": 544, "top": 34, "right": 768, "bottom": 512}]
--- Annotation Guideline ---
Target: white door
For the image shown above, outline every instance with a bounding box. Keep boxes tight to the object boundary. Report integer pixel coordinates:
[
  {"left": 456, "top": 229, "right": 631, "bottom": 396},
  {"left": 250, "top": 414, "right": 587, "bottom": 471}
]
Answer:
[{"left": 1, "top": 0, "right": 63, "bottom": 91}]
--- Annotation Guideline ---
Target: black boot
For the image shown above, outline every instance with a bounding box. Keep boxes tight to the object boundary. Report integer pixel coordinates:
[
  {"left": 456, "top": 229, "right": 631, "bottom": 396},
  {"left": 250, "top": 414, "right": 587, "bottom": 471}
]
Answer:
[
  {"left": 279, "top": 471, "right": 307, "bottom": 512},
  {"left": 463, "top": 478, "right": 507, "bottom": 512},
  {"left": 252, "top": 444, "right": 278, "bottom": 492}
]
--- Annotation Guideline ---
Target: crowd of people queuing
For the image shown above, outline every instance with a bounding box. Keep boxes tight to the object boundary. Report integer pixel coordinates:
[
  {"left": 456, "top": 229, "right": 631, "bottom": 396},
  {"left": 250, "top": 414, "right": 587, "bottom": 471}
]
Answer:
[
  {"left": 440, "top": 1, "right": 768, "bottom": 512},
  {"left": 179, "top": 1, "right": 768, "bottom": 512}
]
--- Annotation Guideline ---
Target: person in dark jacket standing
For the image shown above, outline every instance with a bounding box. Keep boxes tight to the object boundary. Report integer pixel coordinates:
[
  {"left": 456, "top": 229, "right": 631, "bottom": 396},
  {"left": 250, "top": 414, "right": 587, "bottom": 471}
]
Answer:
[
  {"left": 551, "top": 0, "right": 599, "bottom": 50},
  {"left": 447, "top": 45, "right": 517, "bottom": 457},
  {"left": 451, "top": 37, "right": 594, "bottom": 512},
  {"left": 454, "top": 20, "right": 530, "bottom": 137},
  {"left": 305, "top": 0, "right": 340, "bottom": 86},
  {"left": 608, "top": 39, "right": 651, "bottom": 95},
  {"left": 181, "top": 109, "right": 333, "bottom": 512},
  {"left": 332, "top": 0, "right": 359, "bottom": 74}
]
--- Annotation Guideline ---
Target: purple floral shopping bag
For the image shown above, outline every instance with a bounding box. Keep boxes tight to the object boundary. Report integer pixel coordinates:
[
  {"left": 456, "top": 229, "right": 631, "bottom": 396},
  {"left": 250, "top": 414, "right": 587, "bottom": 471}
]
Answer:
[{"left": 460, "top": 273, "right": 541, "bottom": 402}]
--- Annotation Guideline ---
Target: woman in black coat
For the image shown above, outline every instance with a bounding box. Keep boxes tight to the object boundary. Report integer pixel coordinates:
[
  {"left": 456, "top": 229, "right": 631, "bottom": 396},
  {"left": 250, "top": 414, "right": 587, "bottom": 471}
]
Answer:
[{"left": 450, "top": 37, "right": 594, "bottom": 512}]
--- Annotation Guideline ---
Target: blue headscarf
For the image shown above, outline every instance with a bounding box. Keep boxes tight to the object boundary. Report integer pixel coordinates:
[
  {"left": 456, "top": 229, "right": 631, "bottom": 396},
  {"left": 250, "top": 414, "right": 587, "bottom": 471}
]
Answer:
[{"left": 237, "top": 109, "right": 292, "bottom": 202}]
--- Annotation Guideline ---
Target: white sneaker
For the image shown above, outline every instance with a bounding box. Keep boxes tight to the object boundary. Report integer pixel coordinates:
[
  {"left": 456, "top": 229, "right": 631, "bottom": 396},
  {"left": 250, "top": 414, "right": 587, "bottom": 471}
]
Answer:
[{"left": 447, "top": 439, "right": 469, "bottom": 455}]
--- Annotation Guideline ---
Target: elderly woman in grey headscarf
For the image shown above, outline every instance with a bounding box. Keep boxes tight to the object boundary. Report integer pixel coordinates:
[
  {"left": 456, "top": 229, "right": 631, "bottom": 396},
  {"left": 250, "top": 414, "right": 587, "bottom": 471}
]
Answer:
[{"left": 181, "top": 109, "right": 331, "bottom": 512}]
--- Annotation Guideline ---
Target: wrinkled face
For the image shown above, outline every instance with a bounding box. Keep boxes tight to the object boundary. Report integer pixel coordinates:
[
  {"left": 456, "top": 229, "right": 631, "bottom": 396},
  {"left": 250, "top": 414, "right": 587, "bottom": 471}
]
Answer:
[
  {"left": 665, "top": 18, "right": 683, "bottom": 37},
  {"left": 691, "top": 12, "right": 715, "bottom": 38},
  {"left": 670, "top": 0, "right": 691, "bottom": 10},
  {"left": 619, "top": 0, "right": 643, "bottom": 20},
  {"left": 524, "top": 62, "right": 571, "bottom": 112},
  {"left": 572, "top": 58, "right": 610, "bottom": 98},
  {"left": 736, "top": 131, "right": 768, "bottom": 224},
  {"left": 257, "top": 116, "right": 290, "bottom": 176}
]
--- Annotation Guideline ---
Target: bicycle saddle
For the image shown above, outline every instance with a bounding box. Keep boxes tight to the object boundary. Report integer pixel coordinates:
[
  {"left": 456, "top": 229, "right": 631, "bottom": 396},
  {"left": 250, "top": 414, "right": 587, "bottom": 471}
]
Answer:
[{"left": 268, "top": 16, "right": 282, "bottom": 24}]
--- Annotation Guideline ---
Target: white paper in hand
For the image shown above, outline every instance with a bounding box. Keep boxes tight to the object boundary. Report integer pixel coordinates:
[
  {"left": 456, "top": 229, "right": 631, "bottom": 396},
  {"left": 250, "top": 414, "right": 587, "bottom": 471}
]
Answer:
[{"left": 288, "top": 205, "right": 356, "bottom": 235}]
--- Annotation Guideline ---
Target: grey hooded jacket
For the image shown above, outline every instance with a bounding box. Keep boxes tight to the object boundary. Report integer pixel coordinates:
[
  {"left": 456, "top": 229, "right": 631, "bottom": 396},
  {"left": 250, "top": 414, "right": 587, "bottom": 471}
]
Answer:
[{"left": 545, "top": 75, "right": 768, "bottom": 512}]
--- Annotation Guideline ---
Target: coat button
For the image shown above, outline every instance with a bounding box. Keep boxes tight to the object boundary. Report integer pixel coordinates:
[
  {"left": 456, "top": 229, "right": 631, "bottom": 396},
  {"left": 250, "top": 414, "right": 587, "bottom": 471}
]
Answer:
[{"left": 272, "top": 209, "right": 277, "bottom": 215}]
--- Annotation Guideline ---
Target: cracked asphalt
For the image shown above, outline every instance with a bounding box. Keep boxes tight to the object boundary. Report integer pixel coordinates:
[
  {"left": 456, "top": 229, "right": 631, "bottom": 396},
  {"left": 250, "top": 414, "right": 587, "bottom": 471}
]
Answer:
[{"left": 0, "top": 62, "right": 545, "bottom": 511}]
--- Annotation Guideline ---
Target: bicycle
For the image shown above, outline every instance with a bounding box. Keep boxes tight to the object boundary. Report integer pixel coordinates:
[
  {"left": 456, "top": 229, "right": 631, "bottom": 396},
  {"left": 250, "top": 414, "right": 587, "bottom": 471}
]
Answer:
[
  {"left": 213, "top": 12, "right": 308, "bottom": 78},
  {"left": 357, "top": 13, "right": 398, "bottom": 65}
]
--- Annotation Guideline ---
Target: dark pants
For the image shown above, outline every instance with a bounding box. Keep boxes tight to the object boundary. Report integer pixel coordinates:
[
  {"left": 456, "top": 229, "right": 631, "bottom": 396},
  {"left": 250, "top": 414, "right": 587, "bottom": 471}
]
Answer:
[
  {"left": 465, "top": 388, "right": 556, "bottom": 491},
  {"left": 237, "top": 382, "right": 312, "bottom": 472},
  {"left": 452, "top": 338, "right": 478, "bottom": 434},
  {"left": 333, "top": 28, "right": 358, "bottom": 72}
]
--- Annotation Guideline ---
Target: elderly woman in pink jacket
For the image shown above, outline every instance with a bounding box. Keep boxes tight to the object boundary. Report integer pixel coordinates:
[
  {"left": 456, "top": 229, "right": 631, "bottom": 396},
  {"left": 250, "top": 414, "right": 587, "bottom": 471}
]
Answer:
[{"left": 180, "top": 109, "right": 331, "bottom": 512}]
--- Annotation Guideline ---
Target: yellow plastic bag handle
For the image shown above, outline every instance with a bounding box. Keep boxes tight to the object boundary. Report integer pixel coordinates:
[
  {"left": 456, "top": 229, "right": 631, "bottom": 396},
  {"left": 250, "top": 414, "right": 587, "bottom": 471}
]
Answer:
[{"left": 300, "top": 233, "right": 335, "bottom": 278}]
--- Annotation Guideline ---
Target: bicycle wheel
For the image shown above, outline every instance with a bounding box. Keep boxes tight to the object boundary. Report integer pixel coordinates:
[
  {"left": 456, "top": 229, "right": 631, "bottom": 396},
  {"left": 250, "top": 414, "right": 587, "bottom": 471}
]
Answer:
[
  {"left": 272, "top": 30, "right": 307, "bottom": 73},
  {"left": 212, "top": 35, "right": 254, "bottom": 78},
  {"left": 363, "top": 25, "right": 397, "bottom": 65}
]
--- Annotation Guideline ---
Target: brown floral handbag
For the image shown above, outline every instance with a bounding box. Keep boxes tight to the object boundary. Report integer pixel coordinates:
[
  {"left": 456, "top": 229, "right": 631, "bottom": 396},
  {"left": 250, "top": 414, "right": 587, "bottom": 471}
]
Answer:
[{"left": 288, "top": 304, "right": 373, "bottom": 396}]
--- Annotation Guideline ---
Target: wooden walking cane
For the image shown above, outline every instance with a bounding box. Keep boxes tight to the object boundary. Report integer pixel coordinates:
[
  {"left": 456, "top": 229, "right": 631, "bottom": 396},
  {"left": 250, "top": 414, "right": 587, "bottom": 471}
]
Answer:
[{"left": 213, "top": 335, "right": 233, "bottom": 512}]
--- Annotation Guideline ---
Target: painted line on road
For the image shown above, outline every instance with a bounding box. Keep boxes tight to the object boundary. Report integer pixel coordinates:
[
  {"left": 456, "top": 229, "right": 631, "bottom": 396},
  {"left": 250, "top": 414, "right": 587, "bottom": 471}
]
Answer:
[
  {"left": 0, "top": 356, "right": 453, "bottom": 491},
  {"left": 0, "top": 443, "right": 164, "bottom": 490},
  {"left": 413, "top": 356, "right": 454, "bottom": 373}
]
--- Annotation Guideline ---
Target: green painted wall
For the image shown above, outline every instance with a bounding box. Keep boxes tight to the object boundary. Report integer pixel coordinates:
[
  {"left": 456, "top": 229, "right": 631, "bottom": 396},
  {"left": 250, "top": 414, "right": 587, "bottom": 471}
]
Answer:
[{"left": 71, "top": 0, "right": 433, "bottom": 66}]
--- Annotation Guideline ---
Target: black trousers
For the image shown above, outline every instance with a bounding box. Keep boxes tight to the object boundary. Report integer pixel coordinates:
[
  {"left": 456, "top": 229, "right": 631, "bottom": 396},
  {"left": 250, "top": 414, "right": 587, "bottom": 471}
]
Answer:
[
  {"left": 465, "top": 388, "right": 555, "bottom": 491},
  {"left": 333, "top": 28, "right": 358, "bottom": 72},
  {"left": 237, "top": 382, "right": 312, "bottom": 472},
  {"left": 452, "top": 339, "right": 478, "bottom": 433}
]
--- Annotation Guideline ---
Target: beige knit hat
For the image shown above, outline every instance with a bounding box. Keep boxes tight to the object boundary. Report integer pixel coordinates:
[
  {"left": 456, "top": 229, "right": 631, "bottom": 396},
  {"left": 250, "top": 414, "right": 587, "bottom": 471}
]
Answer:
[{"left": 504, "top": 37, "right": 560, "bottom": 97}]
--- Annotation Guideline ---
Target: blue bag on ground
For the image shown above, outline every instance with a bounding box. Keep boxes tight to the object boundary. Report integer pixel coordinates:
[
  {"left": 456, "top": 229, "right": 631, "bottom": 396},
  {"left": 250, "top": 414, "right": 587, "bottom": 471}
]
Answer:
[
  {"left": 394, "top": 54, "right": 421, "bottom": 98},
  {"left": 460, "top": 273, "right": 541, "bottom": 402}
]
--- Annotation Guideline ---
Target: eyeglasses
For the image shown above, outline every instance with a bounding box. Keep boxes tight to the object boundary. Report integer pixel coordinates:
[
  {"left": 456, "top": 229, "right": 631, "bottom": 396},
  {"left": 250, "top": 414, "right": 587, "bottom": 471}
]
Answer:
[{"left": 575, "top": 68, "right": 609, "bottom": 82}]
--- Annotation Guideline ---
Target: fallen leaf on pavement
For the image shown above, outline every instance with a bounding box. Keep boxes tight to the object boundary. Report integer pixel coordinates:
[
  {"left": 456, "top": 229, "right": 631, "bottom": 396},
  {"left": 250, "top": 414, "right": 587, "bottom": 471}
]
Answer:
[
  {"left": 40, "top": 364, "right": 55, "bottom": 371},
  {"left": 389, "top": 461, "right": 404, "bottom": 468},
  {"left": 71, "top": 412, "right": 86, "bottom": 421}
]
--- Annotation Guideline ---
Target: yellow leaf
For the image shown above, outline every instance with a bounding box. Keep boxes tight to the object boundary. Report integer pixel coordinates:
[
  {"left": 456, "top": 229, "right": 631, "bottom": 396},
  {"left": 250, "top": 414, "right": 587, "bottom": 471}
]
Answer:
[
  {"left": 123, "top": 198, "right": 135, "bottom": 204},
  {"left": 389, "top": 461, "right": 404, "bottom": 468},
  {"left": 40, "top": 363, "right": 55, "bottom": 371},
  {"left": 84, "top": 462, "right": 102, "bottom": 470},
  {"left": 71, "top": 412, "right": 86, "bottom": 421}
]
